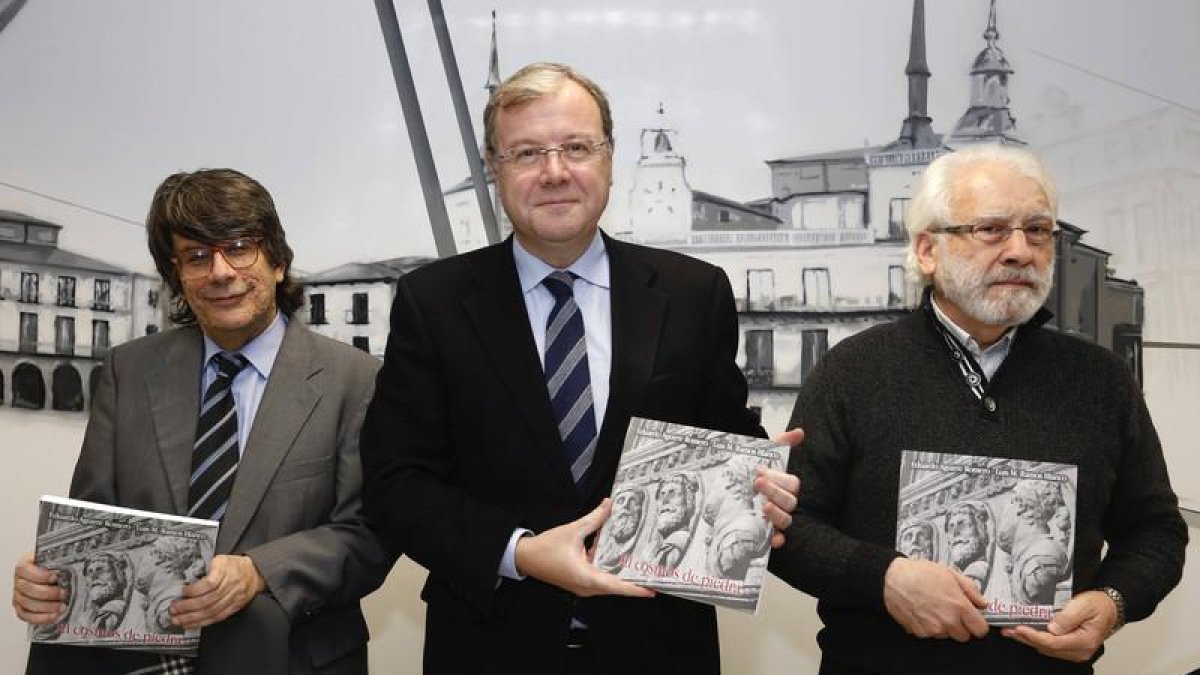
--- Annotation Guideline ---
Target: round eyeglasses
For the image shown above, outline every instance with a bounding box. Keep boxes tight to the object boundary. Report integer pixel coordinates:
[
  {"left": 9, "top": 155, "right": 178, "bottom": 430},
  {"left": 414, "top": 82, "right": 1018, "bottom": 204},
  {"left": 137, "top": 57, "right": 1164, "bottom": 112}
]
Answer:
[{"left": 173, "top": 237, "right": 264, "bottom": 280}]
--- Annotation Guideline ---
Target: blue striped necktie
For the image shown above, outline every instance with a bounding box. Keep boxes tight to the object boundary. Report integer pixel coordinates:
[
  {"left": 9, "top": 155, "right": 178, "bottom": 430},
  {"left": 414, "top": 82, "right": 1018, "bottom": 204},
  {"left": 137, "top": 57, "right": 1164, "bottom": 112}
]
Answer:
[
  {"left": 189, "top": 351, "right": 249, "bottom": 521},
  {"left": 542, "top": 272, "right": 597, "bottom": 484}
]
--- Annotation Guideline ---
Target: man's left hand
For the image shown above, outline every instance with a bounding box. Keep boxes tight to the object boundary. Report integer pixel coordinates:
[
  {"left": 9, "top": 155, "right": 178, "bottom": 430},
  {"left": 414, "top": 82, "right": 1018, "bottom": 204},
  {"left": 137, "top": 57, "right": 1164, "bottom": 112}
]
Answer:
[
  {"left": 1002, "top": 590, "right": 1118, "bottom": 662},
  {"left": 757, "top": 427, "right": 804, "bottom": 548},
  {"left": 170, "top": 554, "right": 266, "bottom": 629}
]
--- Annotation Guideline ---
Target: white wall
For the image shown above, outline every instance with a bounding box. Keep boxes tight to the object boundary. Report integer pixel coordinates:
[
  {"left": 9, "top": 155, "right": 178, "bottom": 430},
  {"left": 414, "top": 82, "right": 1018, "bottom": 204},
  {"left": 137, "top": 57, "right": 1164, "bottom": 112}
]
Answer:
[{"left": 3, "top": 408, "right": 1196, "bottom": 674}]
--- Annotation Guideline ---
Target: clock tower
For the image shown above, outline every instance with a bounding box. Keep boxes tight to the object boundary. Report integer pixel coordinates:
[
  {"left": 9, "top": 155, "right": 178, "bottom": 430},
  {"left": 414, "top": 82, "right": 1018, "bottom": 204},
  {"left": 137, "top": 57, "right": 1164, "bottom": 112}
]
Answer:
[{"left": 628, "top": 105, "right": 693, "bottom": 245}]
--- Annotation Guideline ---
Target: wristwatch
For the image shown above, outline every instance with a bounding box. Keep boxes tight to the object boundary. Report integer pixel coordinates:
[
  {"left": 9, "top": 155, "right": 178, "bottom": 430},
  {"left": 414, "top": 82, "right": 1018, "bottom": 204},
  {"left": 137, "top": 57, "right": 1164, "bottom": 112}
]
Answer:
[{"left": 1099, "top": 586, "right": 1126, "bottom": 636}]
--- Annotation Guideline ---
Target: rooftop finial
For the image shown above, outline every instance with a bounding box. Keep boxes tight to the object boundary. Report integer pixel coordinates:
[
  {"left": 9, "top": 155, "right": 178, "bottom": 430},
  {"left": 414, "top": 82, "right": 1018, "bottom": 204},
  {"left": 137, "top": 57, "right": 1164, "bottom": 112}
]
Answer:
[
  {"left": 983, "top": 0, "right": 999, "bottom": 45},
  {"left": 485, "top": 10, "right": 501, "bottom": 94}
]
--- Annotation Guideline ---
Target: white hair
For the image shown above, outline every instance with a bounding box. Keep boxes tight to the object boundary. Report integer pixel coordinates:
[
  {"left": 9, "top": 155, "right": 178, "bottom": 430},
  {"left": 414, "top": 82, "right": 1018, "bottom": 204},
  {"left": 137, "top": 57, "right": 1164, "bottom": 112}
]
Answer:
[{"left": 905, "top": 144, "right": 1059, "bottom": 285}]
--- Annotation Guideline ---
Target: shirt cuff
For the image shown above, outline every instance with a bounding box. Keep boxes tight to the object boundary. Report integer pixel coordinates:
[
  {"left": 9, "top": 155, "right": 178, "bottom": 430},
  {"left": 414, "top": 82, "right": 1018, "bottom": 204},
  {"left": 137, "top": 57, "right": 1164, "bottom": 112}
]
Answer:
[{"left": 498, "top": 528, "right": 534, "bottom": 581}]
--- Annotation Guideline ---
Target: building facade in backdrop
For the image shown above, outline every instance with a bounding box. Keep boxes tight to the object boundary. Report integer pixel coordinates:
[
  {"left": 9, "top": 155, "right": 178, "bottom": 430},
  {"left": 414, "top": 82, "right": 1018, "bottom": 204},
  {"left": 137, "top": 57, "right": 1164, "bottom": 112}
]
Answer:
[
  {"left": 299, "top": 256, "right": 435, "bottom": 358},
  {"left": 436, "top": 0, "right": 1144, "bottom": 431},
  {"left": 0, "top": 210, "right": 161, "bottom": 412}
]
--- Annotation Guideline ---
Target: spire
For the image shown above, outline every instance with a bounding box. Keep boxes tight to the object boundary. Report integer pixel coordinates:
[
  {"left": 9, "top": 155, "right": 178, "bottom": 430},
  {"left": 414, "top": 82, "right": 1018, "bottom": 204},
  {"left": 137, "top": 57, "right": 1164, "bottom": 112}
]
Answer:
[
  {"left": 652, "top": 103, "right": 673, "bottom": 153},
  {"left": 485, "top": 10, "right": 501, "bottom": 95},
  {"left": 906, "top": 0, "right": 930, "bottom": 82},
  {"left": 983, "top": 0, "right": 999, "bottom": 45},
  {"left": 888, "top": 0, "right": 938, "bottom": 151},
  {"left": 947, "top": 0, "right": 1022, "bottom": 146}
]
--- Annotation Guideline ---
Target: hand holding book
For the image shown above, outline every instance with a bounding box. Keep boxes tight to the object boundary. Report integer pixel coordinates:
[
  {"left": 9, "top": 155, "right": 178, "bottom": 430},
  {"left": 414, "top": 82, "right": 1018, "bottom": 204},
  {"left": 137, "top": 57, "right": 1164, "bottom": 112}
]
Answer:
[
  {"left": 1002, "top": 589, "right": 1121, "bottom": 662},
  {"left": 592, "top": 418, "right": 794, "bottom": 613},
  {"left": 12, "top": 552, "right": 68, "bottom": 626},
  {"left": 883, "top": 556, "right": 990, "bottom": 641},
  {"left": 515, "top": 499, "right": 656, "bottom": 599},
  {"left": 169, "top": 554, "right": 266, "bottom": 629}
]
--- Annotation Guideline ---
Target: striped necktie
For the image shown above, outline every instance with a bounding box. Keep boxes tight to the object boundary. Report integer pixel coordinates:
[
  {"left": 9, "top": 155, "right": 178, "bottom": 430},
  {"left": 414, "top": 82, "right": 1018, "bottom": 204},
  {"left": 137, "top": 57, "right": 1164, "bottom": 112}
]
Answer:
[
  {"left": 189, "top": 351, "right": 249, "bottom": 521},
  {"left": 542, "top": 272, "right": 597, "bottom": 484}
]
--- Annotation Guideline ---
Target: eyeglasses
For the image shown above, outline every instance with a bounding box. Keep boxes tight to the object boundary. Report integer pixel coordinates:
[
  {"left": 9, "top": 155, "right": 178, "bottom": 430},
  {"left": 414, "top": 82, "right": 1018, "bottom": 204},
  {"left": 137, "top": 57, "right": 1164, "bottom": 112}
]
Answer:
[
  {"left": 173, "top": 237, "right": 263, "bottom": 280},
  {"left": 493, "top": 140, "right": 609, "bottom": 169},
  {"left": 928, "top": 218, "right": 1058, "bottom": 246}
]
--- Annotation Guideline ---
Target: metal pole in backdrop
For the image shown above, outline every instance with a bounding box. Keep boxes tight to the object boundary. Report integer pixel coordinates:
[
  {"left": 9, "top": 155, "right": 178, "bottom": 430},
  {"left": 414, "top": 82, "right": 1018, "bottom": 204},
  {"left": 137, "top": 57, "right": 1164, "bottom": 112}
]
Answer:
[
  {"left": 428, "top": 0, "right": 500, "bottom": 245},
  {"left": 373, "top": 0, "right": 457, "bottom": 258}
]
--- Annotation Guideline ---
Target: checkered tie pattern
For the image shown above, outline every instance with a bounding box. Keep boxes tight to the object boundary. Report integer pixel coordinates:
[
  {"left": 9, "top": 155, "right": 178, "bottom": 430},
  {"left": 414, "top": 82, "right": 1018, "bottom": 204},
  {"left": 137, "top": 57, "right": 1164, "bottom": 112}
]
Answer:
[
  {"left": 189, "top": 351, "right": 249, "bottom": 521},
  {"left": 542, "top": 272, "right": 597, "bottom": 484},
  {"left": 106, "top": 653, "right": 193, "bottom": 675},
  {"left": 153, "top": 656, "right": 196, "bottom": 674}
]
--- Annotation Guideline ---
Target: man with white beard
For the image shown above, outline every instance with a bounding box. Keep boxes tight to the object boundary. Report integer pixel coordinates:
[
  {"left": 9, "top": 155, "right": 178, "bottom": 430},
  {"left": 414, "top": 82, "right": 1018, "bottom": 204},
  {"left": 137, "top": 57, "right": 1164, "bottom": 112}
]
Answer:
[{"left": 768, "top": 144, "right": 1187, "bottom": 675}]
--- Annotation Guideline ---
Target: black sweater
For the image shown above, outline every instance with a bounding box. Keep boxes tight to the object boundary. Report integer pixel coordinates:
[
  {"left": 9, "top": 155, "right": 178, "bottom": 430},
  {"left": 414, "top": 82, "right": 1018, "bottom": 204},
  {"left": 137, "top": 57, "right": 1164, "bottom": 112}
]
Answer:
[{"left": 769, "top": 303, "right": 1188, "bottom": 675}]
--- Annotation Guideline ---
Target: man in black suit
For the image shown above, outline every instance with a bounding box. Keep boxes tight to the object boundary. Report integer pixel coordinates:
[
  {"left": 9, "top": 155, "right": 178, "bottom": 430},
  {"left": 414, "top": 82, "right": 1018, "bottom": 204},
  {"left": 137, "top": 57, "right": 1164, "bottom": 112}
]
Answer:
[{"left": 361, "top": 63, "right": 800, "bottom": 674}]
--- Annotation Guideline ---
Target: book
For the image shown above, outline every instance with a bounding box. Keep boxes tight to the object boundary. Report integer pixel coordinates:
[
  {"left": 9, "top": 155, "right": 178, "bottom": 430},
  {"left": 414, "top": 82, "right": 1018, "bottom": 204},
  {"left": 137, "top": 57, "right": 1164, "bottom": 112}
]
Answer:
[
  {"left": 29, "top": 495, "right": 219, "bottom": 656},
  {"left": 895, "top": 451, "right": 1078, "bottom": 627},
  {"left": 593, "top": 417, "right": 790, "bottom": 613}
]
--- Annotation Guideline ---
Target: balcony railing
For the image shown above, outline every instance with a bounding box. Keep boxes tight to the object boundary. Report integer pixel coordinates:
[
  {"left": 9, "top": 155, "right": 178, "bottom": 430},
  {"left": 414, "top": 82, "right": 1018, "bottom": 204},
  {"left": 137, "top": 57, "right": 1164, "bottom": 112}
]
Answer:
[
  {"left": 742, "top": 366, "right": 775, "bottom": 386},
  {"left": 682, "top": 228, "right": 873, "bottom": 248}
]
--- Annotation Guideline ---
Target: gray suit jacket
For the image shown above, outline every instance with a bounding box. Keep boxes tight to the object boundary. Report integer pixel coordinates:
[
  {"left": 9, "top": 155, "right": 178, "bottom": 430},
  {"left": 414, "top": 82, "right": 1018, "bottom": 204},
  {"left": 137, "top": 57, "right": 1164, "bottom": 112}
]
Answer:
[{"left": 27, "top": 319, "right": 390, "bottom": 675}]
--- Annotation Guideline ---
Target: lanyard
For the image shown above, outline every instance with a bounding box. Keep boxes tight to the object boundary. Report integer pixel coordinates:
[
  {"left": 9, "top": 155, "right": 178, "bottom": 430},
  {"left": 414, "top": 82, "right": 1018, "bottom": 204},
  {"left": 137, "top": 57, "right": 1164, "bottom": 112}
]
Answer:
[{"left": 921, "top": 293, "right": 988, "bottom": 404}]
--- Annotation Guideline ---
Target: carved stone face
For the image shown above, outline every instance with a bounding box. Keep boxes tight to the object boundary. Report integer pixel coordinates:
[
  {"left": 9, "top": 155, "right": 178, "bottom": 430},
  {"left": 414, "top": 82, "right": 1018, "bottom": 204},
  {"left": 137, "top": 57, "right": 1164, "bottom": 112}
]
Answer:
[
  {"left": 84, "top": 557, "right": 124, "bottom": 605},
  {"left": 898, "top": 522, "right": 935, "bottom": 561},
  {"left": 655, "top": 475, "right": 696, "bottom": 536},
  {"left": 946, "top": 506, "right": 989, "bottom": 568},
  {"left": 610, "top": 488, "right": 646, "bottom": 543}
]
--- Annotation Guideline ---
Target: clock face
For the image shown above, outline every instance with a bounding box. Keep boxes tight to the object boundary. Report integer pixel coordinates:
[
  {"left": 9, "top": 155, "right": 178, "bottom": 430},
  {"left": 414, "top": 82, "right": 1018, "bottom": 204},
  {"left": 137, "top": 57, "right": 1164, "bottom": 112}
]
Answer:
[
  {"left": 647, "top": 194, "right": 676, "bottom": 215},
  {"left": 637, "top": 174, "right": 684, "bottom": 215}
]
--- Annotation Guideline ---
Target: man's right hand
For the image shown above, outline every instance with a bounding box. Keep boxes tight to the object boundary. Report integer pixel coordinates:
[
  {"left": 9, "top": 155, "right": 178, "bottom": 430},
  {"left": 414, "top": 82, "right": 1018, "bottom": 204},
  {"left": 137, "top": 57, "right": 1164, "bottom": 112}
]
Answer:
[
  {"left": 12, "top": 553, "right": 66, "bottom": 625},
  {"left": 515, "top": 499, "right": 656, "bottom": 599},
  {"left": 883, "top": 557, "right": 989, "bottom": 642}
]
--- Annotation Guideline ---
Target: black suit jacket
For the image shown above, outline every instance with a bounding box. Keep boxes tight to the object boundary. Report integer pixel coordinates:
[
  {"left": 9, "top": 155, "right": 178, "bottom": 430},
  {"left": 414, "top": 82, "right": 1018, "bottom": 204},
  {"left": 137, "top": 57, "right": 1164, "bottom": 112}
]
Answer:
[{"left": 362, "top": 233, "right": 761, "bottom": 674}]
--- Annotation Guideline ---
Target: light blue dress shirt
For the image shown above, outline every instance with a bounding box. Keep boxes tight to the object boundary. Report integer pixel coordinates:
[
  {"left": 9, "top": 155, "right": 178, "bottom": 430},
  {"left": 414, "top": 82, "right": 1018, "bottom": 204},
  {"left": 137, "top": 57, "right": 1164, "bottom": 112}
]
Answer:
[
  {"left": 499, "top": 232, "right": 613, "bottom": 581},
  {"left": 930, "top": 296, "right": 1013, "bottom": 381},
  {"left": 200, "top": 312, "right": 287, "bottom": 455}
]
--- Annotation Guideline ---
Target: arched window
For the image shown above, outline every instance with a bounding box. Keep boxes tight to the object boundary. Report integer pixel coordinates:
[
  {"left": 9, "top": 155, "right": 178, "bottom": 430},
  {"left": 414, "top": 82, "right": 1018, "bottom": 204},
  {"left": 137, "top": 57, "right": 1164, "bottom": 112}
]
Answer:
[
  {"left": 12, "top": 363, "right": 46, "bottom": 410},
  {"left": 52, "top": 364, "right": 84, "bottom": 411}
]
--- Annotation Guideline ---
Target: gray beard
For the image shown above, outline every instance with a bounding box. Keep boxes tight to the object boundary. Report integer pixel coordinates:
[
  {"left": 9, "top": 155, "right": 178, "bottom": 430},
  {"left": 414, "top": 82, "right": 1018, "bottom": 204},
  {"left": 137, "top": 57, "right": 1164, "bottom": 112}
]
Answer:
[
  {"left": 656, "top": 510, "right": 688, "bottom": 536},
  {"left": 611, "top": 515, "right": 639, "bottom": 543},
  {"left": 936, "top": 250, "right": 1054, "bottom": 328},
  {"left": 88, "top": 582, "right": 121, "bottom": 606}
]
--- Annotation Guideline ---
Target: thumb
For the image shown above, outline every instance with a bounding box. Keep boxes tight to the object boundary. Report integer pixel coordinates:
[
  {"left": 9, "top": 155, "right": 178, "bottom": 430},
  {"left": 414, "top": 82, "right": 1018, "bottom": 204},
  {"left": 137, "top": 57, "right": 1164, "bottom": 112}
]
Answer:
[
  {"left": 577, "top": 498, "right": 613, "bottom": 537},
  {"left": 954, "top": 572, "right": 988, "bottom": 608},
  {"left": 1047, "top": 597, "right": 1089, "bottom": 635},
  {"left": 772, "top": 427, "right": 805, "bottom": 448}
]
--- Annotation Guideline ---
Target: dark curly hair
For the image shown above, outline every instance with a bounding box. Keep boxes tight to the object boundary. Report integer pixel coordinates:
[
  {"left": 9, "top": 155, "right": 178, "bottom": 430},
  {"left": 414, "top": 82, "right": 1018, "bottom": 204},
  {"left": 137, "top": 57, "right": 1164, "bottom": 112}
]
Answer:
[{"left": 145, "top": 168, "right": 303, "bottom": 325}]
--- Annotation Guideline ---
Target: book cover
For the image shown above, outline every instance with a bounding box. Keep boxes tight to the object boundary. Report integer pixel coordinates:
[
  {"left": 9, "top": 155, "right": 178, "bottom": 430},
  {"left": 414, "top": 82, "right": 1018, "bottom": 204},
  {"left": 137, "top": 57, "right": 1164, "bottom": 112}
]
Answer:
[
  {"left": 29, "top": 495, "right": 219, "bottom": 656},
  {"left": 895, "top": 451, "right": 1078, "bottom": 627},
  {"left": 593, "top": 417, "right": 790, "bottom": 613}
]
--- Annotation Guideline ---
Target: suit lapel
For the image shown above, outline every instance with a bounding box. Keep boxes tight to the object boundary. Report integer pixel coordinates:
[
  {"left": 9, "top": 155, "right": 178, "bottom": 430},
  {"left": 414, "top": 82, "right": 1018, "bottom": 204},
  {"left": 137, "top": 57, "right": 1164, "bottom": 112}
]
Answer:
[
  {"left": 461, "top": 241, "right": 578, "bottom": 500},
  {"left": 587, "top": 236, "right": 667, "bottom": 498},
  {"left": 145, "top": 328, "right": 205, "bottom": 515},
  {"left": 217, "top": 321, "right": 320, "bottom": 551}
]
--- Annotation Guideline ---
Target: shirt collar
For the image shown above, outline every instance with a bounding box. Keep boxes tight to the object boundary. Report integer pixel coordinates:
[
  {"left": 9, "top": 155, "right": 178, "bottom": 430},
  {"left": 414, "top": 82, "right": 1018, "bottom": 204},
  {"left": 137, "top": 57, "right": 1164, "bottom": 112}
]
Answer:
[
  {"left": 202, "top": 311, "right": 286, "bottom": 379},
  {"left": 930, "top": 295, "right": 1014, "bottom": 357},
  {"left": 512, "top": 230, "right": 610, "bottom": 293}
]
